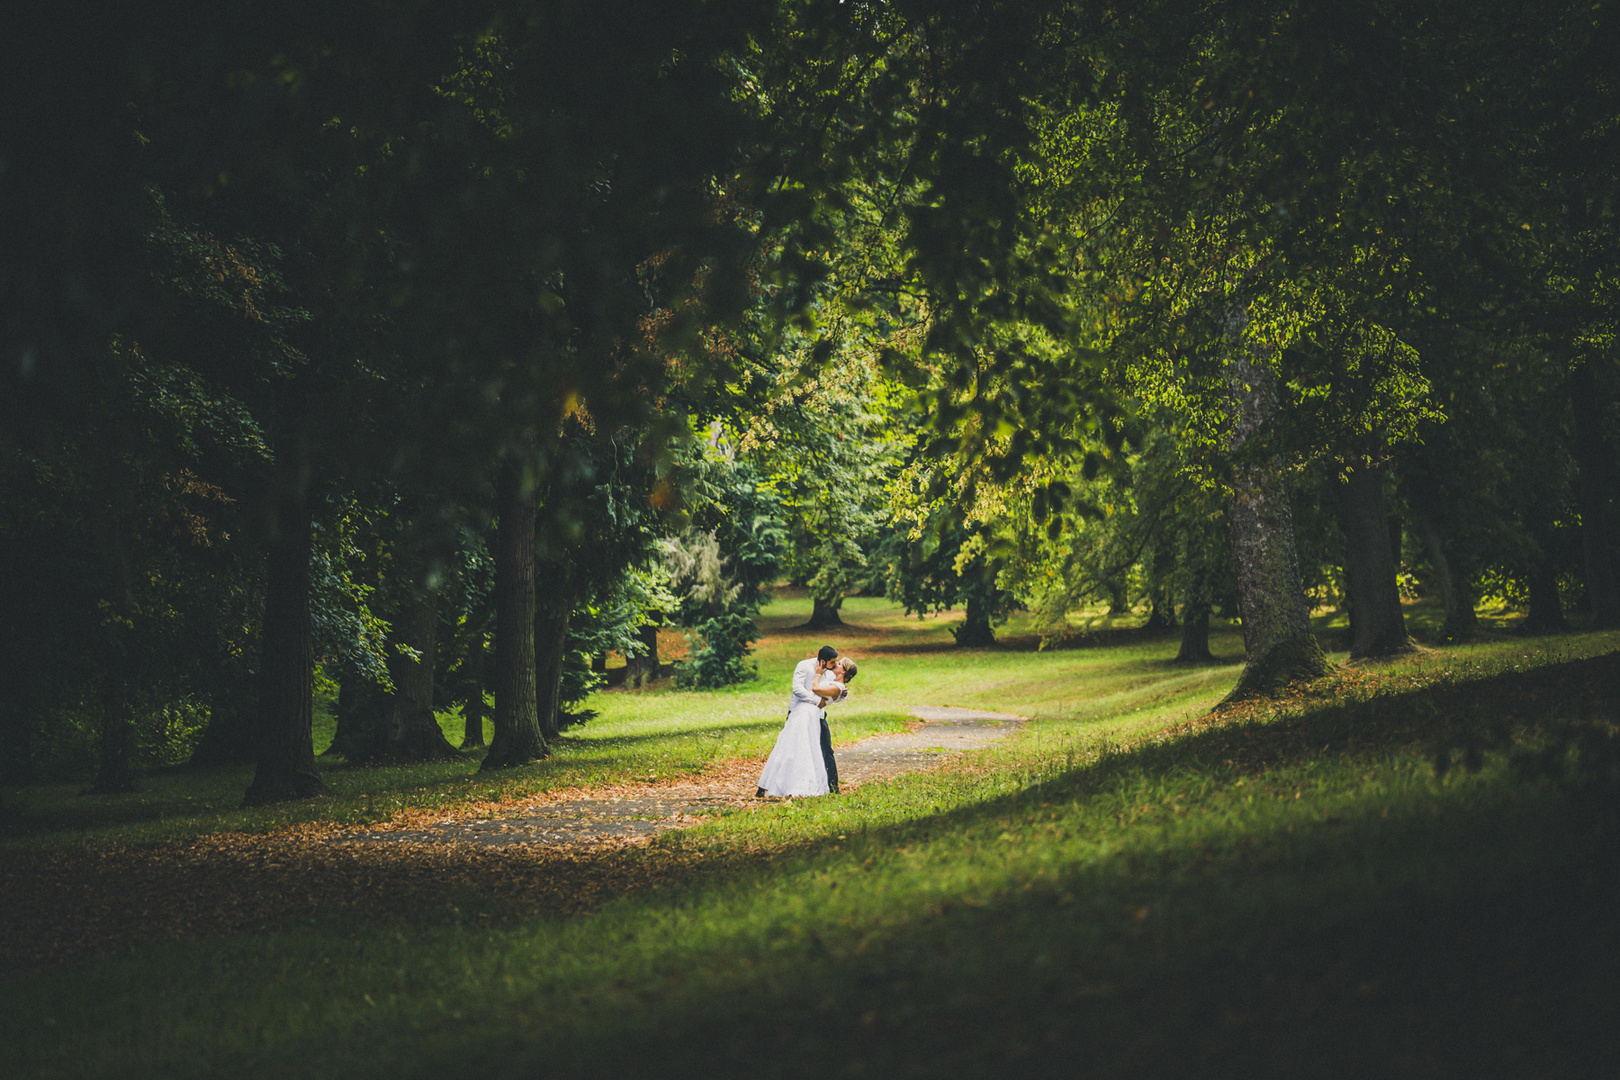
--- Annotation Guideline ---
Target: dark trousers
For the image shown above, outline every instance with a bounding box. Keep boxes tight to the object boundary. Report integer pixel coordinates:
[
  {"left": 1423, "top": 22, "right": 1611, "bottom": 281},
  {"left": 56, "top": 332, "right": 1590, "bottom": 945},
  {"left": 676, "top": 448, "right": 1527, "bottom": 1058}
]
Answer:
[{"left": 818, "top": 712, "right": 839, "bottom": 794}]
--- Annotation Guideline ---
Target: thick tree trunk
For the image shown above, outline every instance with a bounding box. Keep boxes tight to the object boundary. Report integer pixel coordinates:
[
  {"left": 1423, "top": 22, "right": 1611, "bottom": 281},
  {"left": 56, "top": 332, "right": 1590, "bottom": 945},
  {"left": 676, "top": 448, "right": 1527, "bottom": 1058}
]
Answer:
[
  {"left": 190, "top": 673, "right": 257, "bottom": 767},
  {"left": 624, "top": 623, "right": 661, "bottom": 688},
  {"left": 461, "top": 634, "right": 487, "bottom": 749},
  {"left": 1336, "top": 463, "right": 1416, "bottom": 658},
  {"left": 1407, "top": 496, "right": 1477, "bottom": 643},
  {"left": 243, "top": 493, "right": 328, "bottom": 806},
  {"left": 1105, "top": 580, "right": 1131, "bottom": 616},
  {"left": 323, "top": 673, "right": 376, "bottom": 759},
  {"left": 535, "top": 603, "right": 571, "bottom": 742},
  {"left": 90, "top": 668, "right": 135, "bottom": 793},
  {"left": 382, "top": 591, "right": 456, "bottom": 761},
  {"left": 952, "top": 593, "right": 997, "bottom": 646},
  {"left": 1520, "top": 528, "right": 1567, "bottom": 635},
  {"left": 1143, "top": 593, "right": 1177, "bottom": 634},
  {"left": 1570, "top": 363, "right": 1620, "bottom": 627},
  {"left": 0, "top": 701, "right": 35, "bottom": 784},
  {"left": 1174, "top": 602, "right": 1214, "bottom": 663},
  {"left": 804, "top": 593, "right": 844, "bottom": 629},
  {"left": 1220, "top": 302, "right": 1332, "bottom": 701},
  {"left": 483, "top": 449, "right": 547, "bottom": 770}
]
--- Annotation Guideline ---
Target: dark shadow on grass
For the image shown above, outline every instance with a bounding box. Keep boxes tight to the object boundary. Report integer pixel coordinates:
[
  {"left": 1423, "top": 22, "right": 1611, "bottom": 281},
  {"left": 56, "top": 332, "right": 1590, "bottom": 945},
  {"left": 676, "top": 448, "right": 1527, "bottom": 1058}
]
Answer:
[{"left": 460, "top": 706, "right": 1620, "bottom": 1078}]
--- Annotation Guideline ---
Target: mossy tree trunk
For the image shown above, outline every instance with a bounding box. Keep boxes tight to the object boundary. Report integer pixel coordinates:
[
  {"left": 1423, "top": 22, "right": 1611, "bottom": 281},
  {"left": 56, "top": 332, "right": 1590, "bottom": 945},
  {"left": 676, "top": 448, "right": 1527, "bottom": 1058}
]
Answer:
[
  {"left": 1220, "top": 302, "right": 1332, "bottom": 702},
  {"left": 243, "top": 486, "right": 329, "bottom": 805},
  {"left": 1337, "top": 462, "right": 1416, "bottom": 658},
  {"left": 483, "top": 448, "right": 547, "bottom": 770}
]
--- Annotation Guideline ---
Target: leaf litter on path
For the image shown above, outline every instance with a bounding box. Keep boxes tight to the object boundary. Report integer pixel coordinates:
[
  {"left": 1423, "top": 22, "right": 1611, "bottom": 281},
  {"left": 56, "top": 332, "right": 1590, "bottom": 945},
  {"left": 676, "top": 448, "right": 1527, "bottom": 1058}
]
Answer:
[{"left": 1, "top": 709, "right": 1021, "bottom": 975}]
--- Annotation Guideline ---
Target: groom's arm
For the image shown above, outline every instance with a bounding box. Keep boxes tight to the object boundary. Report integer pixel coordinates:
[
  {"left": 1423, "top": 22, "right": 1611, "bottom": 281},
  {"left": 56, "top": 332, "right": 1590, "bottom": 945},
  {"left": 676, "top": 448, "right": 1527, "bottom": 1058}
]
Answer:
[{"left": 789, "top": 661, "right": 821, "bottom": 707}]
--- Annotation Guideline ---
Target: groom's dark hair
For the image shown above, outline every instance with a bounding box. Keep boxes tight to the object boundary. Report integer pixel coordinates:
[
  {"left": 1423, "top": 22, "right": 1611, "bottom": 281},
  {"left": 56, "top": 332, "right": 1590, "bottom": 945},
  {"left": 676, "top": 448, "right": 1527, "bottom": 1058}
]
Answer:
[{"left": 817, "top": 645, "right": 838, "bottom": 663}]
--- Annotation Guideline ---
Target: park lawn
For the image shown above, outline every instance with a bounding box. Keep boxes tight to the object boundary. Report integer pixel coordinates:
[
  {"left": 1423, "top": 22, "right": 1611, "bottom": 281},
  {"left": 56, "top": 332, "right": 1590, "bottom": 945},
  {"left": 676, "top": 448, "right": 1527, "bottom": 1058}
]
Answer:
[
  {"left": 2, "top": 597, "right": 1618, "bottom": 1077},
  {"left": 0, "top": 593, "right": 1244, "bottom": 850}
]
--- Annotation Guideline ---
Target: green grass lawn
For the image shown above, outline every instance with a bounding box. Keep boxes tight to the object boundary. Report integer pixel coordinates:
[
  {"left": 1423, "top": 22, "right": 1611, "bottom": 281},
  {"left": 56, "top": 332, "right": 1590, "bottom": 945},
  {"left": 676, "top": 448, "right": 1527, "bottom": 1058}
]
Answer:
[{"left": 3, "top": 596, "right": 1618, "bottom": 1078}]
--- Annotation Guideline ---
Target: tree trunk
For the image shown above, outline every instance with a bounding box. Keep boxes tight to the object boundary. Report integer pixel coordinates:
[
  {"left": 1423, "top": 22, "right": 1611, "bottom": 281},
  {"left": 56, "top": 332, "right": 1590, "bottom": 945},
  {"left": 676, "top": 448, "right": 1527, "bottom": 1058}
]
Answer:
[
  {"left": 1143, "top": 593, "right": 1177, "bottom": 634},
  {"left": 190, "top": 673, "right": 258, "bottom": 767},
  {"left": 0, "top": 700, "right": 35, "bottom": 784},
  {"left": 1337, "top": 462, "right": 1416, "bottom": 658},
  {"left": 535, "top": 604, "right": 571, "bottom": 742},
  {"left": 242, "top": 491, "right": 329, "bottom": 806},
  {"left": 1407, "top": 496, "right": 1477, "bottom": 643},
  {"left": 624, "top": 623, "right": 661, "bottom": 688},
  {"left": 1520, "top": 527, "right": 1567, "bottom": 635},
  {"left": 1570, "top": 362, "right": 1620, "bottom": 627},
  {"left": 1220, "top": 301, "right": 1333, "bottom": 701},
  {"left": 382, "top": 590, "right": 456, "bottom": 761},
  {"left": 952, "top": 593, "right": 996, "bottom": 645},
  {"left": 323, "top": 673, "right": 378, "bottom": 759},
  {"left": 482, "top": 448, "right": 547, "bottom": 770},
  {"left": 1105, "top": 580, "right": 1131, "bottom": 616},
  {"left": 461, "top": 634, "right": 487, "bottom": 749},
  {"left": 1173, "top": 602, "right": 1214, "bottom": 663},
  {"left": 90, "top": 668, "right": 136, "bottom": 793},
  {"left": 805, "top": 593, "right": 844, "bottom": 629}
]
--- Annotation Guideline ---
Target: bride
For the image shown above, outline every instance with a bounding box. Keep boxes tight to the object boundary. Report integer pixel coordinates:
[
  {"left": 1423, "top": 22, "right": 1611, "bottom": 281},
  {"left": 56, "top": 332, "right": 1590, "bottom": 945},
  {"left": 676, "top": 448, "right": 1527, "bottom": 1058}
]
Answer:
[{"left": 756, "top": 655, "right": 856, "bottom": 797}]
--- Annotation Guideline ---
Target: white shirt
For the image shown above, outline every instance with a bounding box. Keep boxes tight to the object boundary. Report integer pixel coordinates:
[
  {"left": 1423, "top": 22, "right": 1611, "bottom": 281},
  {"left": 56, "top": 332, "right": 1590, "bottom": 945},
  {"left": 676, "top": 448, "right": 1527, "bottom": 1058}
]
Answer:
[{"left": 788, "top": 657, "right": 823, "bottom": 710}]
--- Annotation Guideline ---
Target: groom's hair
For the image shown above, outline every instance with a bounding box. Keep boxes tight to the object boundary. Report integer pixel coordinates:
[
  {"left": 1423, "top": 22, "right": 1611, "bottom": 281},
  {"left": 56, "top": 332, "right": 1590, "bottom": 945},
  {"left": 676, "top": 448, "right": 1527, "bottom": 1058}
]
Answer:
[{"left": 817, "top": 645, "right": 839, "bottom": 663}]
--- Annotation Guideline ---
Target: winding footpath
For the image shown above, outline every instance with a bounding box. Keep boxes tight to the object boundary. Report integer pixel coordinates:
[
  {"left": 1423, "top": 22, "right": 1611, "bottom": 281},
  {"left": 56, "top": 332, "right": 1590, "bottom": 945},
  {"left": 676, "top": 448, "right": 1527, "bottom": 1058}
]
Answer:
[{"left": 338, "top": 707, "right": 1025, "bottom": 849}]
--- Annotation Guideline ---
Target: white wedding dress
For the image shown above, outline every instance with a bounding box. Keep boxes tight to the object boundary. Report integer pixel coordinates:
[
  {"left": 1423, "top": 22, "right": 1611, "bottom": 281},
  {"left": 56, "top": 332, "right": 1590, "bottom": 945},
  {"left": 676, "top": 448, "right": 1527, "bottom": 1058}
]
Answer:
[{"left": 757, "top": 669, "right": 842, "bottom": 797}]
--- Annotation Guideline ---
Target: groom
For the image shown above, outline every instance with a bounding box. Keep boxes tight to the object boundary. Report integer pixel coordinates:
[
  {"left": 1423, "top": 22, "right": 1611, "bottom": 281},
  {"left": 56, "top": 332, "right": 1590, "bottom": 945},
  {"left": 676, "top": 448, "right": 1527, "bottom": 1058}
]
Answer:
[{"left": 790, "top": 645, "right": 845, "bottom": 794}]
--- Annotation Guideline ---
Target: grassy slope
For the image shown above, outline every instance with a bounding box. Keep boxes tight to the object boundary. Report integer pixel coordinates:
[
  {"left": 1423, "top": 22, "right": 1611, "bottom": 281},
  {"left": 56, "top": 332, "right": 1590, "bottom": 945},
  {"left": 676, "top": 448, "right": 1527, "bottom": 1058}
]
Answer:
[{"left": 3, "top": 597, "right": 1618, "bottom": 1078}]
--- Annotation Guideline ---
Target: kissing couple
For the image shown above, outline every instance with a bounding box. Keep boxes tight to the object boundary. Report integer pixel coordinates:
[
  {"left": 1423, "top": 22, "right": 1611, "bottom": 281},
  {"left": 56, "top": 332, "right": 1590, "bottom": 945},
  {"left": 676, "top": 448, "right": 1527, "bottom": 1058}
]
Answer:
[{"left": 756, "top": 645, "right": 857, "bottom": 798}]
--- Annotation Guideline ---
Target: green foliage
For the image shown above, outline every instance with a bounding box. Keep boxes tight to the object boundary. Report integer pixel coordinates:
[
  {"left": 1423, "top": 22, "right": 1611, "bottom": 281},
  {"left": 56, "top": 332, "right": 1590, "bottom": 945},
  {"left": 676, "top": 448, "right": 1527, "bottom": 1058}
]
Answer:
[{"left": 674, "top": 611, "right": 763, "bottom": 690}]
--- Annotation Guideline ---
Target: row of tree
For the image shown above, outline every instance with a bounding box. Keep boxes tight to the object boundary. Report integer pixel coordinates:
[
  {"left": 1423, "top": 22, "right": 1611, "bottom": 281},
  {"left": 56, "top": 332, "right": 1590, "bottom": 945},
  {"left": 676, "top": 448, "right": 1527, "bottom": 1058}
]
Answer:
[{"left": 3, "top": 1, "right": 1616, "bottom": 801}]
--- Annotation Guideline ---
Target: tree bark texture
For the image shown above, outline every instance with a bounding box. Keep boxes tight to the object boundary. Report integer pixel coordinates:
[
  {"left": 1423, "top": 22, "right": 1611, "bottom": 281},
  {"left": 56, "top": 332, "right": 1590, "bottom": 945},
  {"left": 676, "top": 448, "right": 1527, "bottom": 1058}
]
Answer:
[
  {"left": 483, "top": 450, "right": 547, "bottom": 770},
  {"left": 242, "top": 494, "right": 329, "bottom": 806},
  {"left": 1407, "top": 492, "right": 1477, "bottom": 643},
  {"left": 382, "top": 590, "right": 456, "bottom": 761},
  {"left": 1570, "top": 362, "right": 1620, "bottom": 627},
  {"left": 805, "top": 593, "right": 844, "bottom": 629},
  {"left": 323, "top": 674, "right": 376, "bottom": 758},
  {"left": 1336, "top": 463, "right": 1416, "bottom": 658},
  {"left": 535, "top": 604, "right": 571, "bottom": 742},
  {"left": 1220, "top": 303, "right": 1332, "bottom": 700},
  {"left": 1174, "top": 602, "right": 1214, "bottom": 663}
]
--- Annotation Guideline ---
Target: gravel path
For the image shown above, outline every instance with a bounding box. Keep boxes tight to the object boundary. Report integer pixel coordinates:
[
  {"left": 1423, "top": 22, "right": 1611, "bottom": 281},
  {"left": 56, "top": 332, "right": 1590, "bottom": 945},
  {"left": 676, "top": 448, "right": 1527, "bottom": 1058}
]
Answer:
[{"left": 338, "top": 707, "right": 1025, "bottom": 850}]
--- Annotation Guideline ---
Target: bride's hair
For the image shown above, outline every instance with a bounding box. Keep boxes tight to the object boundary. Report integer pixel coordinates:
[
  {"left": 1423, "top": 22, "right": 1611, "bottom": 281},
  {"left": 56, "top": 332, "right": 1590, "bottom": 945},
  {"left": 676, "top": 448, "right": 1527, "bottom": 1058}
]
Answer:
[{"left": 839, "top": 660, "right": 857, "bottom": 682}]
